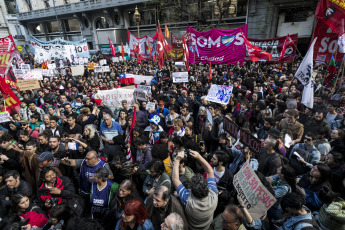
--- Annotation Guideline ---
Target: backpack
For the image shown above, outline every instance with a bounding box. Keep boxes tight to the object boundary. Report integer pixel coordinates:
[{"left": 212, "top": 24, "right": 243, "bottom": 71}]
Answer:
[
  {"left": 291, "top": 215, "right": 320, "bottom": 230},
  {"left": 289, "top": 144, "right": 311, "bottom": 175}
]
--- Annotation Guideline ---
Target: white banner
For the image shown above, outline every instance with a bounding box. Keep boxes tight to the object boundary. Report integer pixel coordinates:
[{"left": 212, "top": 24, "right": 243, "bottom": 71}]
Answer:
[
  {"left": 47, "top": 63, "right": 56, "bottom": 69},
  {"left": 100, "top": 59, "right": 107, "bottom": 66},
  {"left": 133, "top": 75, "right": 154, "bottom": 85},
  {"left": 172, "top": 72, "right": 189, "bottom": 83},
  {"left": 128, "top": 31, "right": 155, "bottom": 59},
  {"left": 14, "top": 69, "right": 26, "bottom": 78},
  {"left": 146, "top": 102, "right": 155, "bottom": 111},
  {"left": 31, "top": 69, "right": 43, "bottom": 80},
  {"left": 94, "top": 66, "right": 102, "bottom": 73},
  {"left": 112, "top": 57, "right": 119, "bottom": 63},
  {"left": 21, "top": 64, "right": 31, "bottom": 71},
  {"left": 34, "top": 44, "right": 77, "bottom": 64},
  {"left": 102, "top": 66, "right": 110, "bottom": 72},
  {"left": 206, "top": 84, "right": 233, "bottom": 105},
  {"left": 97, "top": 89, "right": 134, "bottom": 112}
]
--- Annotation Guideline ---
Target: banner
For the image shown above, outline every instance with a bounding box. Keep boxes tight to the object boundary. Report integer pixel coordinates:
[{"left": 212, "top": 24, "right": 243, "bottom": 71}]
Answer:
[
  {"left": 133, "top": 88, "right": 148, "bottom": 101},
  {"left": 29, "top": 35, "right": 90, "bottom": 58},
  {"left": 186, "top": 24, "right": 248, "bottom": 64},
  {"left": 137, "top": 85, "right": 151, "bottom": 95},
  {"left": 133, "top": 75, "right": 154, "bottom": 86},
  {"left": 239, "top": 129, "right": 262, "bottom": 155},
  {"left": 97, "top": 88, "right": 134, "bottom": 112},
  {"left": 94, "top": 66, "right": 102, "bottom": 73},
  {"left": 30, "top": 69, "right": 43, "bottom": 80},
  {"left": 315, "top": 0, "right": 345, "bottom": 36},
  {"left": 0, "top": 35, "right": 16, "bottom": 55},
  {"left": 157, "top": 70, "right": 170, "bottom": 81},
  {"left": 17, "top": 79, "right": 41, "bottom": 91},
  {"left": 233, "top": 161, "right": 277, "bottom": 222},
  {"left": 172, "top": 72, "right": 189, "bottom": 83},
  {"left": 102, "top": 66, "right": 110, "bottom": 72},
  {"left": 223, "top": 117, "right": 239, "bottom": 139},
  {"left": 34, "top": 45, "right": 77, "bottom": 64},
  {"left": 71, "top": 65, "right": 84, "bottom": 76},
  {"left": 313, "top": 19, "right": 344, "bottom": 62},
  {"left": 167, "top": 49, "right": 184, "bottom": 61},
  {"left": 171, "top": 33, "right": 183, "bottom": 49},
  {"left": 127, "top": 31, "right": 155, "bottom": 60},
  {"left": 245, "top": 34, "right": 298, "bottom": 63},
  {"left": 0, "top": 112, "right": 10, "bottom": 123},
  {"left": 205, "top": 84, "right": 233, "bottom": 105},
  {"left": 14, "top": 69, "right": 25, "bottom": 78}
]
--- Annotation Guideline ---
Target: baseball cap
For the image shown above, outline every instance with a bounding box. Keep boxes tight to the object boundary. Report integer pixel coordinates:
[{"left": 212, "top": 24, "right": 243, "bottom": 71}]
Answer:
[
  {"left": 159, "top": 100, "right": 165, "bottom": 105},
  {"left": 37, "top": 152, "right": 54, "bottom": 162},
  {"left": 18, "top": 119, "right": 29, "bottom": 124}
]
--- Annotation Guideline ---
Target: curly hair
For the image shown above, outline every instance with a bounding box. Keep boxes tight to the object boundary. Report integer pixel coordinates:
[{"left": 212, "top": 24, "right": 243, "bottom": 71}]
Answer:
[
  {"left": 120, "top": 199, "right": 149, "bottom": 229},
  {"left": 84, "top": 124, "right": 98, "bottom": 139},
  {"left": 190, "top": 174, "right": 209, "bottom": 199}
]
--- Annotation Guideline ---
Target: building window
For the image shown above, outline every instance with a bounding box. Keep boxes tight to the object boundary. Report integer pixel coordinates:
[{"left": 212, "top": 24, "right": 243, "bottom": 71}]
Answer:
[
  {"left": 5, "top": 0, "right": 18, "bottom": 14},
  {"left": 64, "top": 19, "right": 80, "bottom": 32},
  {"left": 47, "top": 21, "right": 60, "bottom": 33},
  {"left": 32, "top": 23, "right": 44, "bottom": 34},
  {"left": 95, "top": 17, "right": 110, "bottom": 29}
]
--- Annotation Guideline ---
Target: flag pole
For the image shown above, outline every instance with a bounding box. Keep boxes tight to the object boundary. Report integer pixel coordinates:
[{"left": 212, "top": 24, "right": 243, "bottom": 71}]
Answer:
[{"left": 335, "top": 58, "right": 345, "bottom": 94}]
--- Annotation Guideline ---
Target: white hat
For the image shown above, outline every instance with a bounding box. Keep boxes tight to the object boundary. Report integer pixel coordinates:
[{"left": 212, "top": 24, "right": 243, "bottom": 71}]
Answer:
[{"left": 149, "top": 115, "right": 160, "bottom": 126}]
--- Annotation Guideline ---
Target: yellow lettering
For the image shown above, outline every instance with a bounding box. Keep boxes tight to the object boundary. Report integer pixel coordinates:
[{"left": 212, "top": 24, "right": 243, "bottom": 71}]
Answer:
[
  {"left": 5, "top": 96, "right": 16, "bottom": 106},
  {"left": 0, "top": 53, "right": 10, "bottom": 65}
]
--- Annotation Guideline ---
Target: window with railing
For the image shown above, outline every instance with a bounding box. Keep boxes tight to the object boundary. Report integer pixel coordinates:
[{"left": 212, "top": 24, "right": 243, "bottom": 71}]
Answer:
[
  {"left": 32, "top": 23, "right": 44, "bottom": 34},
  {"left": 47, "top": 21, "right": 60, "bottom": 33},
  {"left": 5, "top": 0, "right": 18, "bottom": 14}
]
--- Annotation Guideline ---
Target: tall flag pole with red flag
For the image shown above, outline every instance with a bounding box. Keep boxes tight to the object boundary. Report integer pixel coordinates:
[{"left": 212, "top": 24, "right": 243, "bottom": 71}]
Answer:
[
  {"left": 182, "top": 35, "right": 189, "bottom": 71},
  {"left": 0, "top": 75, "right": 21, "bottom": 111},
  {"left": 153, "top": 22, "right": 172, "bottom": 69},
  {"left": 121, "top": 39, "right": 125, "bottom": 61},
  {"left": 108, "top": 37, "right": 116, "bottom": 57},
  {"left": 315, "top": 0, "right": 345, "bottom": 36},
  {"left": 279, "top": 34, "right": 294, "bottom": 60},
  {"left": 241, "top": 31, "right": 272, "bottom": 62}
]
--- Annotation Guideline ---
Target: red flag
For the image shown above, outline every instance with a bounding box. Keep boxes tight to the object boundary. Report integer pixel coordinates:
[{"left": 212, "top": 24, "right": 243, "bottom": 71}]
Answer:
[
  {"left": 182, "top": 35, "right": 189, "bottom": 71},
  {"left": 241, "top": 32, "right": 272, "bottom": 62},
  {"left": 108, "top": 37, "right": 116, "bottom": 57},
  {"left": 133, "top": 44, "right": 143, "bottom": 66},
  {"left": 42, "top": 60, "right": 49, "bottom": 69},
  {"left": 121, "top": 40, "right": 125, "bottom": 61},
  {"left": 315, "top": 0, "right": 345, "bottom": 36},
  {"left": 208, "top": 61, "right": 212, "bottom": 82},
  {"left": 0, "top": 76, "right": 20, "bottom": 110},
  {"left": 127, "top": 106, "right": 137, "bottom": 162},
  {"left": 153, "top": 23, "right": 172, "bottom": 69},
  {"left": 279, "top": 34, "right": 294, "bottom": 60}
]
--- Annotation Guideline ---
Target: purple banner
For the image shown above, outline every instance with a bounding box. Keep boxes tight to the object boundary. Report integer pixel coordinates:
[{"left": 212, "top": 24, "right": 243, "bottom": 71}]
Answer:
[{"left": 186, "top": 24, "right": 248, "bottom": 65}]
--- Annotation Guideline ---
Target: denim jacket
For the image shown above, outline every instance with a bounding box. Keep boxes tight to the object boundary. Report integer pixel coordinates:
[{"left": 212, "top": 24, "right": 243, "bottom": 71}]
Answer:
[{"left": 278, "top": 207, "right": 314, "bottom": 230}]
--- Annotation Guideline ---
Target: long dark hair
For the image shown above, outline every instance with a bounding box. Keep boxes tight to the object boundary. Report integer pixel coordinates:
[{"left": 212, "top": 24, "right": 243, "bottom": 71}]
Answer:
[
  {"left": 11, "top": 194, "right": 29, "bottom": 214},
  {"left": 281, "top": 165, "right": 297, "bottom": 192}
]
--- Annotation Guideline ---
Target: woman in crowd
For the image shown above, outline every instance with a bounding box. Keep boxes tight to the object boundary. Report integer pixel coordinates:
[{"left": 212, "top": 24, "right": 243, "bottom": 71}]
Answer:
[
  {"left": 117, "top": 109, "right": 129, "bottom": 131},
  {"left": 82, "top": 124, "right": 101, "bottom": 150}
]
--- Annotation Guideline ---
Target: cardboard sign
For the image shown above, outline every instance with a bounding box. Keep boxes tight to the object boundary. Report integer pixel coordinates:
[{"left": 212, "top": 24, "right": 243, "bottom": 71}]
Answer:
[
  {"left": 0, "top": 112, "right": 10, "bottom": 123},
  {"left": 17, "top": 79, "right": 41, "bottom": 91},
  {"left": 223, "top": 117, "right": 239, "bottom": 139},
  {"left": 146, "top": 102, "right": 155, "bottom": 111},
  {"left": 172, "top": 72, "right": 188, "bottom": 83},
  {"left": 233, "top": 162, "right": 276, "bottom": 222},
  {"left": 102, "top": 66, "right": 110, "bottom": 72},
  {"left": 137, "top": 85, "right": 151, "bottom": 95},
  {"left": 71, "top": 65, "right": 84, "bottom": 76},
  {"left": 94, "top": 66, "right": 102, "bottom": 73},
  {"left": 206, "top": 85, "right": 233, "bottom": 105},
  {"left": 239, "top": 129, "right": 262, "bottom": 155},
  {"left": 133, "top": 88, "right": 148, "bottom": 101}
]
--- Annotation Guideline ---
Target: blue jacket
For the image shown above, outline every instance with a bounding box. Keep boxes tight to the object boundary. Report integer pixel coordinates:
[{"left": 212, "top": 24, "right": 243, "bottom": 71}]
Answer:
[
  {"left": 115, "top": 217, "right": 155, "bottom": 230},
  {"left": 278, "top": 207, "right": 314, "bottom": 230}
]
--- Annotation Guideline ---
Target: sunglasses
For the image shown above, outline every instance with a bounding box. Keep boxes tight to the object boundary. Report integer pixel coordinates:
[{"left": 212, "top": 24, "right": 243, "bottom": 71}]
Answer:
[
  {"left": 20, "top": 124, "right": 28, "bottom": 126},
  {"left": 304, "top": 138, "right": 312, "bottom": 141}
]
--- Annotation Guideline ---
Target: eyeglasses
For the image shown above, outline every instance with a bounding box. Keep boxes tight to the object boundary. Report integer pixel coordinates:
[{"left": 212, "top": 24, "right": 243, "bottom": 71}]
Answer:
[{"left": 85, "top": 156, "right": 96, "bottom": 161}]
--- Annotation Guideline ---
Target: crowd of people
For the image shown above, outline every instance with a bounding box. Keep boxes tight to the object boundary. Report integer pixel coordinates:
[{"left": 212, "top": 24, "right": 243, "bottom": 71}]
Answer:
[{"left": 0, "top": 54, "right": 344, "bottom": 230}]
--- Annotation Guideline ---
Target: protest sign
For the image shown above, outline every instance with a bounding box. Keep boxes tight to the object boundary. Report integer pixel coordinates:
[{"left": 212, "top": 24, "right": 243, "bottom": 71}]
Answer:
[
  {"left": 42, "top": 69, "right": 57, "bottom": 77},
  {"left": 97, "top": 89, "right": 134, "bottom": 112},
  {"left": 0, "top": 112, "right": 10, "bottom": 123},
  {"left": 47, "top": 63, "right": 56, "bottom": 69},
  {"left": 174, "top": 62, "right": 185, "bottom": 69},
  {"left": 60, "top": 69, "right": 66, "bottom": 76},
  {"left": 87, "top": 62, "right": 97, "bottom": 70},
  {"left": 17, "top": 79, "right": 41, "bottom": 91},
  {"left": 21, "top": 64, "right": 31, "bottom": 71},
  {"left": 100, "top": 59, "right": 107, "bottom": 66},
  {"left": 240, "top": 129, "right": 262, "bottom": 155},
  {"left": 71, "top": 65, "right": 84, "bottom": 76},
  {"left": 157, "top": 70, "right": 170, "bottom": 81},
  {"left": 31, "top": 69, "right": 43, "bottom": 80},
  {"left": 102, "top": 66, "right": 110, "bottom": 72},
  {"left": 14, "top": 69, "right": 25, "bottom": 78},
  {"left": 206, "top": 85, "right": 233, "bottom": 105},
  {"left": 172, "top": 72, "right": 188, "bottom": 83},
  {"left": 137, "top": 85, "right": 151, "bottom": 95},
  {"left": 233, "top": 161, "right": 276, "bottom": 222},
  {"left": 223, "top": 117, "right": 239, "bottom": 139},
  {"left": 112, "top": 57, "right": 119, "bottom": 62},
  {"left": 94, "top": 66, "right": 102, "bottom": 73},
  {"left": 146, "top": 102, "right": 155, "bottom": 111},
  {"left": 133, "top": 88, "right": 148, "bottom": 101}
]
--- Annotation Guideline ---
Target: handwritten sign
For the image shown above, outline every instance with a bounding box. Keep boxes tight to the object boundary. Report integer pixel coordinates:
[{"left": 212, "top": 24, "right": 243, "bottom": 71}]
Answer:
[
  {"left": 137, "top": 85, "right": 151, "bottom": 95},
  {"left": 102, "top": 66, "right": 110, "bottom": 72},
  {"left": 14, "top": 69, "right": 25, "bottom": 77},
  {"left": 17, "top": 79, "right": 41, "bottom": 91},
  {"left": 233, "top": 161, "right": 277, "bottom": 222},
  {"left": 172, "top": 72, "right": 188, "bottom": 83},
  {"left": 112, "top": 57, "right": 119, "bottom": 63},
  {"left": 223, "top": 117, "right": 239, "bottom": 139},
  {"left": 71, "top": 65, "right": 84, "bottom": 76},
  {"left": 0, "top": 112, "right": 10, "bottom": 123},
  {"left": 206, "top": 85, "right": 233, "bottom": 105},
  {"left": 146, "top": 102, "right": 155, "bottom": 111},
  {"left": 133, "top": 88, "right": 148, "bottom": 101},
  {"left": 97, "top": 88, "right": 134, "bottom": 112},
  {"left": 94, "top": 66, "right": 102, "bottom": 73},
  {"left": 240, "top": 129, "right": 262, "bottom": 155},
  {"left": 100, "top": 59, "right": 107, "bottom": 66}
]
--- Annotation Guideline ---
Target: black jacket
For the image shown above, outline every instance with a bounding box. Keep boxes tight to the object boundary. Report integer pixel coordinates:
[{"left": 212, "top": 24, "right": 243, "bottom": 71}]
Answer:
[{"left": 0, "top": 179, "right": 33, "bottom": 208}]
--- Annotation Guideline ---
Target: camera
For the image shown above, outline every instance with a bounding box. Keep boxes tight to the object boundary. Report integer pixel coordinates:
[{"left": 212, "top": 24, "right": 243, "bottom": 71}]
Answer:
[{"left": 46, "top": 197, "right": 59, "bottom": 207}]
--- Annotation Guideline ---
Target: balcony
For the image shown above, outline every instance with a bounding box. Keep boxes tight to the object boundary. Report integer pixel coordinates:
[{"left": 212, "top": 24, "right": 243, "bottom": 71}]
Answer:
[{"left": 17, "top": 0, "right": 151, "bottom": 21}]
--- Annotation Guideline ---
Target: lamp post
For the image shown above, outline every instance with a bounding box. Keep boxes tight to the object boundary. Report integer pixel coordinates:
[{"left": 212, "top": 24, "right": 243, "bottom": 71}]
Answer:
[{"left": 134, "top": 6, "right": 141, "bottom": 37}]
